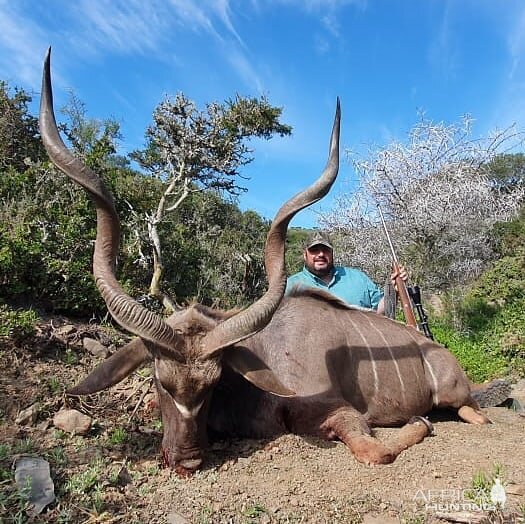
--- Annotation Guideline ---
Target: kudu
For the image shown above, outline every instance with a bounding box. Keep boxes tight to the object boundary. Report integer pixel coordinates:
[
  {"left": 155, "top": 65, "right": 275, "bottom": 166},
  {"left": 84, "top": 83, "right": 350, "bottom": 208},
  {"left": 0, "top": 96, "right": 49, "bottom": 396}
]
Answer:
[
  {"left": 41, "top": 49, "right": 492, "bottom": 473},
  {"left": 209, "top": 289, "right": 491, "bottom": 466},
  {"left": 39, "top": 49, "right": 340, "bottom": 473}
]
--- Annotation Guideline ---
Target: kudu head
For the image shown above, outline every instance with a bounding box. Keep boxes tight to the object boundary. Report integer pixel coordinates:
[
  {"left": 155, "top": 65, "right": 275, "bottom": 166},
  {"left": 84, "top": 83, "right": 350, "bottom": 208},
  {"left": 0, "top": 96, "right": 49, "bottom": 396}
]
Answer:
[{"left": 39, "top": 48, "right": 340, "bottom": 473}]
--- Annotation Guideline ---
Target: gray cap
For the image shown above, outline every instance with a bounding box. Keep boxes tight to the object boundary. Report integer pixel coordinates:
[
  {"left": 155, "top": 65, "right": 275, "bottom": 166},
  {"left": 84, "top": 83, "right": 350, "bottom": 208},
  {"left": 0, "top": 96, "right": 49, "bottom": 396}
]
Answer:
[{"left": 304, "top": 231, "right": 333, "bottom": 250}]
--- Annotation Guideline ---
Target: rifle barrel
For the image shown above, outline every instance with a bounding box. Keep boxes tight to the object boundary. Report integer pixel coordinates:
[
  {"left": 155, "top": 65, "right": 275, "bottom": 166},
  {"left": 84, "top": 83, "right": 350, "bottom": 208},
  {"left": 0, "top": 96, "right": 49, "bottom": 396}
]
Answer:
[{"left": 377, "top": 205, "right": 418, "bottom": 328}]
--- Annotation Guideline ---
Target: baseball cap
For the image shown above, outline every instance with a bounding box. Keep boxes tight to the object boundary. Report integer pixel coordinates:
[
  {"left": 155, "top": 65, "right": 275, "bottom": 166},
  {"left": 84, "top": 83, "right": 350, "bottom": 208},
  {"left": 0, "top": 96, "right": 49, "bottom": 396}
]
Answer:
[{"left": 304, "top": 231, "right": 333, "bottom": 250}]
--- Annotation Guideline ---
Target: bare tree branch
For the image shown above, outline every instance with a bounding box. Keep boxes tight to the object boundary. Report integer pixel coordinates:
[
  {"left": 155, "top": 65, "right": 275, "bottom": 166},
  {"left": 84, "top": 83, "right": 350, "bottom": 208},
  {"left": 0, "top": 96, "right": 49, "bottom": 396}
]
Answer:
[{"left": 320, "top": 115, "right": 525, "bottom": 289}]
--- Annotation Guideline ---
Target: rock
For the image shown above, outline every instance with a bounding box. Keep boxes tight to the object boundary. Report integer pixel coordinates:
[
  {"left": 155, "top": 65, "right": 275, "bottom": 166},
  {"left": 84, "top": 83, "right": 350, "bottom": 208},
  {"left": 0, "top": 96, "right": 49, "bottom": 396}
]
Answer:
[
  {"left": 15, "top": 403, "right": 39, "bottom": 426},
  {"left": 472, "top": 379, "right": 512, "bottom": 408},
  {"left": 506, "top": 483, "right": 525, "bottom": 496},
  {"left": 53, "top": 408, "right": 92, "bottom": 435},
  {"left": 83, "top": 337, "right": 109, "bottom": 358},
  {"left": 508, "top": 379, "right": 525, "bottom": 412},
  {"left": 55, "top": 324, "right": 76, "bottom": 336},
  {"left": 117, "top": 466, "right": 133, "bottom": 486},
  {"left": 14, "top": 457, "right": 55, "bottom": 516},
  {"left": 36, "top": 420, "right": 50, "bottom": 431},
  {"left": 237, "top": 457, "right": 250, "bottom": 467},
  {"left": 166, "top": 510, "right": 189, "bottom": 524},
  {"left": 363, "top": 515, "right": 399, "bottom": 524}
]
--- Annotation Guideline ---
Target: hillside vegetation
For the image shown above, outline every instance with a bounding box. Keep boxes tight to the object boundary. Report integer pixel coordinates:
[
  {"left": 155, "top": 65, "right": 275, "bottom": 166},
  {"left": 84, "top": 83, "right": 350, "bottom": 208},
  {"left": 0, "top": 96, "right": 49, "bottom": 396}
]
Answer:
[{"left": 1, "top": 80, "right": 524, "bottom": 382}]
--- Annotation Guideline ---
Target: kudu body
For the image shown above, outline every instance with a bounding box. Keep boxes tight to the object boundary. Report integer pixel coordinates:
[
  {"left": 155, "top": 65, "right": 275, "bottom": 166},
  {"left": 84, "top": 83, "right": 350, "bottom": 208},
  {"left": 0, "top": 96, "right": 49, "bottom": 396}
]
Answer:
[
  {"left": 39, "top": 49, "right": 340, "bottom": 473},
  {"left": 210, "top": 289, "right": 490, "bottom": 465}
]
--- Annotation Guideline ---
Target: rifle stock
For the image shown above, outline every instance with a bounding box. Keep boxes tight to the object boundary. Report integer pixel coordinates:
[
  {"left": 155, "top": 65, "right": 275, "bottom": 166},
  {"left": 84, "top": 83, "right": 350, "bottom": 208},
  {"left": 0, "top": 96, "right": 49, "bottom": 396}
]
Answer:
[{"left": 392, "top": 261, "right": 418, "bottom": 328}]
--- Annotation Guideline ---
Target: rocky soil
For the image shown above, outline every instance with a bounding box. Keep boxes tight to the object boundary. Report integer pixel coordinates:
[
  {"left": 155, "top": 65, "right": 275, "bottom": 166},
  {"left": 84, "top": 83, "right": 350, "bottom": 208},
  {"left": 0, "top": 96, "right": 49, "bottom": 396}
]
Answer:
[{"left": 1, "top": 318, "right": 524, "bottom": 523}]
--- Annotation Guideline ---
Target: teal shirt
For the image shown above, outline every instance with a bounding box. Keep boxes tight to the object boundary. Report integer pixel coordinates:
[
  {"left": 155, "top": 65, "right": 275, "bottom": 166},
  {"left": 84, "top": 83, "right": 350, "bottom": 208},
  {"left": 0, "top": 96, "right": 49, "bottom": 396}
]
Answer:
[{"left": 286, "top": 266, "right": 384, "bottom": 310}]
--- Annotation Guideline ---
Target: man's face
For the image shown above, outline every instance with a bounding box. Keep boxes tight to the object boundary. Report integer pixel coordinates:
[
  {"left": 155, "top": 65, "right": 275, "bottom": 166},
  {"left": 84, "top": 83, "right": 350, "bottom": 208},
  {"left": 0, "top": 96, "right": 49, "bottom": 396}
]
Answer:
[{"left": 304, "top": 244, "right": 334, "bottom": 277}]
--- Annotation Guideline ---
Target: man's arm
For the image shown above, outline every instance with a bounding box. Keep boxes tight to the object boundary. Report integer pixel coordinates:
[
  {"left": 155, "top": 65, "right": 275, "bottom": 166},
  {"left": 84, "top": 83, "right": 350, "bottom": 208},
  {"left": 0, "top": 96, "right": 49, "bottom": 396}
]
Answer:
[{"left": 376, "top": 297, "right": 386, "bottom": 315}]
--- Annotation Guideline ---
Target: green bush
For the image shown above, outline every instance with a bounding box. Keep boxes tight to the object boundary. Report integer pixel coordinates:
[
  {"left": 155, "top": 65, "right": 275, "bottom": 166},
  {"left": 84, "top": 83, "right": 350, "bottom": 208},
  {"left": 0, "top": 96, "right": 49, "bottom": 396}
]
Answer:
[
  {"left": 432, "top": 320, "right": 509, "bottom": 382},
  {"left": 0, "top": 303, "right": 39, "bottom": 340},
  {"left": 432, "top": 203, "right": 525, "bottom": 380}
]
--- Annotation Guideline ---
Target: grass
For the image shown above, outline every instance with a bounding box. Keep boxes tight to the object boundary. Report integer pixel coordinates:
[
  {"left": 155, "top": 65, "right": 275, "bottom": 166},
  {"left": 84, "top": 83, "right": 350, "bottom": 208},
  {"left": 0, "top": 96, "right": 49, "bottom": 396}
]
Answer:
[
  {"left": 62, "top": 349, "right": 78, "bottom": 365},
  {"left": 465, "top": 464, "right": 516, "bottom": 523},
  {"left": 243, "top": 503, "right": 268, "bottom": 520},
  {"left": 431, "top": 321, "right": 509, "bottom": 382},
  {"left": 63, "top": 456, "right": 107, "bottom": 514},
  {"left": 107, "top": 427, "right": 128, "bottom": 446},
  {"left": 13, "top": 438, "right": 36, "bottom": 455},
  {"left": 46, "top": 446, "right": 68, "bottom": 468},
  {"left": 0, "top": 304, "right": 39, "bottom": 340},
  {"left": 46, "top": 376, "right": 63, "bottom": 395},
  {"left": 0, "top": 476, "right": 32, "bottom": 524}
]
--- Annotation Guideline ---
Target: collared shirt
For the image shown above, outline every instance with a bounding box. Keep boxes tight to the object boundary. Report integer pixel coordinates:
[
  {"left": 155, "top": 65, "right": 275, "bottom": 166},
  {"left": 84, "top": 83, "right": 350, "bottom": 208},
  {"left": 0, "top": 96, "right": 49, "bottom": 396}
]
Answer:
[{"left": 286, "top": 266, "right": 384, "bottom": 310}]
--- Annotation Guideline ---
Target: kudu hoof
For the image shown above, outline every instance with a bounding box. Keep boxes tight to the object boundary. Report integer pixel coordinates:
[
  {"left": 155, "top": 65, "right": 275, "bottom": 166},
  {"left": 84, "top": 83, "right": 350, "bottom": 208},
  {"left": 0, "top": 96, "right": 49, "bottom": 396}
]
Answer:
[{"left": 408, "top": 416, "right": 434, "bottom": 436}]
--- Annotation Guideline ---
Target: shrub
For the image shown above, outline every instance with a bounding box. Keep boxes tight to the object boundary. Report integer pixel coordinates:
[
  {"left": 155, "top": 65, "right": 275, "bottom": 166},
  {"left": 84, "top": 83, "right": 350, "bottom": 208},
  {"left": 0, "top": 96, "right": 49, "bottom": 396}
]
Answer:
[
  {"left": 432, "top": 320, "right": 509, "bottom": 382},
  {"left": 0, "top": 303, "right": 39, "bottom": 340}
]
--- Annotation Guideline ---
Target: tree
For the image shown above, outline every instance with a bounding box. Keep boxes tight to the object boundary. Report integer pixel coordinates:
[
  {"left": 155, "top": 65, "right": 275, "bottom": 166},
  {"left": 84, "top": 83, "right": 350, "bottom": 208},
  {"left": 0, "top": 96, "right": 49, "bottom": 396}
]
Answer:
[
  {"left": 0, "top": 81, "right": 45, "bottom": 173},
  {"left": 0, "top": 88, "right": 148, "bottom": 315},
  {"left": 486, "top": 152, "right": 525, "bottom": 192},
  {"left": 320, "top": 115, "right": 525, "bottom": 289},
  {"left": 130, "top": 92, "right": 292, "bottom": 311}
]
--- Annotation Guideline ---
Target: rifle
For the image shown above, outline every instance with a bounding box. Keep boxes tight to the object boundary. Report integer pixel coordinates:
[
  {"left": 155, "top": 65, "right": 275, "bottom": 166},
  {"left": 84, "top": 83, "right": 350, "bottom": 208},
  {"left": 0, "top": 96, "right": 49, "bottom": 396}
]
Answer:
[{"left": 377, "top": 205, "right": 434, "bottom": 339}]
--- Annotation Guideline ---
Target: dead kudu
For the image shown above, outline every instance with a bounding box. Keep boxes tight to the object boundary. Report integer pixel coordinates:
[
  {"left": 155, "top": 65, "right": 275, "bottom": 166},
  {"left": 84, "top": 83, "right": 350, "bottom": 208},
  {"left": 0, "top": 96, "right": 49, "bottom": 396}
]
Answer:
[
  {"left": 210, "top": 289, "right": 492, "bottom": 466},
  {"left": 40, "top": 49, "right": 492, "bottom": 473},
  {"left": 39, "top": 48, "right": 340, "bottom": 473}
]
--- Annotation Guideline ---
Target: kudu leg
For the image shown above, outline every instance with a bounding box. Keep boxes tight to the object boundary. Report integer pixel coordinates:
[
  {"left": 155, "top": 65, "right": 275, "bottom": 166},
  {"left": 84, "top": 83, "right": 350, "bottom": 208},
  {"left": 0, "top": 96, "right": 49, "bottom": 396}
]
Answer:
[
  {"left": 383, "top": 416, "right": 434, "bottom": 458},
  {"left": 457, "top": 405, "right": 491, "bottom": 425},
  {"left": 320, "top": 409, "right": 433, "bottom": 465}
]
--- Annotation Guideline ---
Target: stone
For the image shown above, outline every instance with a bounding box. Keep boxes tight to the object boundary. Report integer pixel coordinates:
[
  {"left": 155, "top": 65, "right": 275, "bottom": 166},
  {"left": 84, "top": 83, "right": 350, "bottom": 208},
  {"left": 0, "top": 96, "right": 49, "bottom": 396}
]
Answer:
[
  {"left": 55, "top": 324, "right": 76, "bottom": 336},
  {"left": 166, "top": 510, "right": 189, "bottom": 524},
  {"left": 83, "top": 337, "right": 109, "bottom": 358},
  {"left": 14, "top": 457, "right": 55, "bottom": 516},
  {"left": 53, "top": 408, "right": 92, "bottom": 435},
  {"left": 117, "top": 466, "right": 133, "bottom": 486},
  {"left": 510, "top": 379, "right": 525, "bottom": 410},
  {"left": 15, "top": 403, "right": 40, "bottom": 426}
]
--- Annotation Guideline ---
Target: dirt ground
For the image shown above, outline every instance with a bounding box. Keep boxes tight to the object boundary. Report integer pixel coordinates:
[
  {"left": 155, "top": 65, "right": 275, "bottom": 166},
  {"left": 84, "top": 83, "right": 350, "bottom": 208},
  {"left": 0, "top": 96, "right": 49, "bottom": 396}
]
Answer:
[{"left": 1, "top": 318, "right": 524, "bottom": 524}]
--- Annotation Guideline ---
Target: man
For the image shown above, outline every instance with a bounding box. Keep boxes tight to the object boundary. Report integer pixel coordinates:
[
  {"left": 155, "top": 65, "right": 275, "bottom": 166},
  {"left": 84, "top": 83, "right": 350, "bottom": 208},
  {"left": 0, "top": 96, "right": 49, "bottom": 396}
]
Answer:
[{"left": 286, "top": 231, "right": 407, "bottom": 314}]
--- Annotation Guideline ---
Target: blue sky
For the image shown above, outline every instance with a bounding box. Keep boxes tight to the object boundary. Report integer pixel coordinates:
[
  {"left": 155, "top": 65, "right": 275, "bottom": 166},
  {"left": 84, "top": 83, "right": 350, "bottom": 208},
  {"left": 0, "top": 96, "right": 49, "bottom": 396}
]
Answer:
[{"left": 1, "top": 0, "right": 525, "bottom": 227}]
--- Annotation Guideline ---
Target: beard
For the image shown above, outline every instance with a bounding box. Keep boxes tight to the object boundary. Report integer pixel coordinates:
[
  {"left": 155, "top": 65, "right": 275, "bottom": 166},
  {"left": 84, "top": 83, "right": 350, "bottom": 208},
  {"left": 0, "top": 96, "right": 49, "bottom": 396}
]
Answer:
[{"left": 306, "top": 258, "right": 334, "bottom": 278}]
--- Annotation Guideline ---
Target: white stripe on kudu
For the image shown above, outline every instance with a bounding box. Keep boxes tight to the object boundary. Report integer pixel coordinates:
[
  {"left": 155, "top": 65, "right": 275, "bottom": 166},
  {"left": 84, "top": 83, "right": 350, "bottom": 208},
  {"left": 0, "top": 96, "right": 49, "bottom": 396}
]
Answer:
[
  {"left": 405, "top": 328, "right": 440, "bottom": 405},
  {"left": 344, "top": 314, "right": 379, "bottom": 396},
  {"left": 357, "top": 312, "right": 407, "bottom": 403},
  {"left": 174, "top": 399, "right": 204, "bottom": 419}
]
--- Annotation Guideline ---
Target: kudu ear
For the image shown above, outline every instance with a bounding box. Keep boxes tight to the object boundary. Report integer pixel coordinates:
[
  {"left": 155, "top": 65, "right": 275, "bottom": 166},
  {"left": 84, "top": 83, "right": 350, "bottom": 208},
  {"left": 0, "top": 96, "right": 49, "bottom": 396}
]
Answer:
[
  {"left": 68, "top": 338, "right": 151, "bottom": 396},
  {"left": 222, "top": 346, "right": 295, "bottom": 397}
]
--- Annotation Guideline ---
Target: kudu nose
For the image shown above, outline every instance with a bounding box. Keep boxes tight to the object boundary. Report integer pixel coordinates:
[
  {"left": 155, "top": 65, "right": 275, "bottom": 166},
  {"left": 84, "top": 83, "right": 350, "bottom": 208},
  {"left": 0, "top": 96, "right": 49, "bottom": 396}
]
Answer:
[{"left": 179, "top": 457, "right": 203, "bottom": 471}]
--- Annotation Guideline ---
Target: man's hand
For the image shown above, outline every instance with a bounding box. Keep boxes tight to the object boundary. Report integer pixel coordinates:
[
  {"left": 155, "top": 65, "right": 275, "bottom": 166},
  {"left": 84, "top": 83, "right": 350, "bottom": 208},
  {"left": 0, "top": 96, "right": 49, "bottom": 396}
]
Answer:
[
  {"left": 378, "top": 265, "right": 409, "bottom": 316},
  {"left": 390, "top": 265, "right": 408, "bottom": 291}
]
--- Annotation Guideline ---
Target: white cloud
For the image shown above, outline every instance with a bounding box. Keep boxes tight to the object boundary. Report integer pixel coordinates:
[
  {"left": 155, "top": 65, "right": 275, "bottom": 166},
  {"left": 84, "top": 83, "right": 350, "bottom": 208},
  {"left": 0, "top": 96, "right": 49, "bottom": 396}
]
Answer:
[
  {"left": 209, "top": 0, "right": 245, "bottom": 47},
  {"left": 225, "top": 46, "right": 264, "bottom": 93},
  {"left": 0, "top": 2, "right": 50, "bottom": 86},
  {"left": 507, "top": 6, "right": 525, "bottom": 80},
  {"left": 0, "top": 0, "right": 360, "bottom": 108},
  {"left": 271, "top": 0, "right": 365, "bottom": 10},
  {"left": 427, "top": 3, "right": 459, "bottom": 81},
  {"left": 321, "top": 13, "right": 341, "bottom": 39},
  {"left": 73, "top": 0, "right": 170, "bottom": 54}
]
